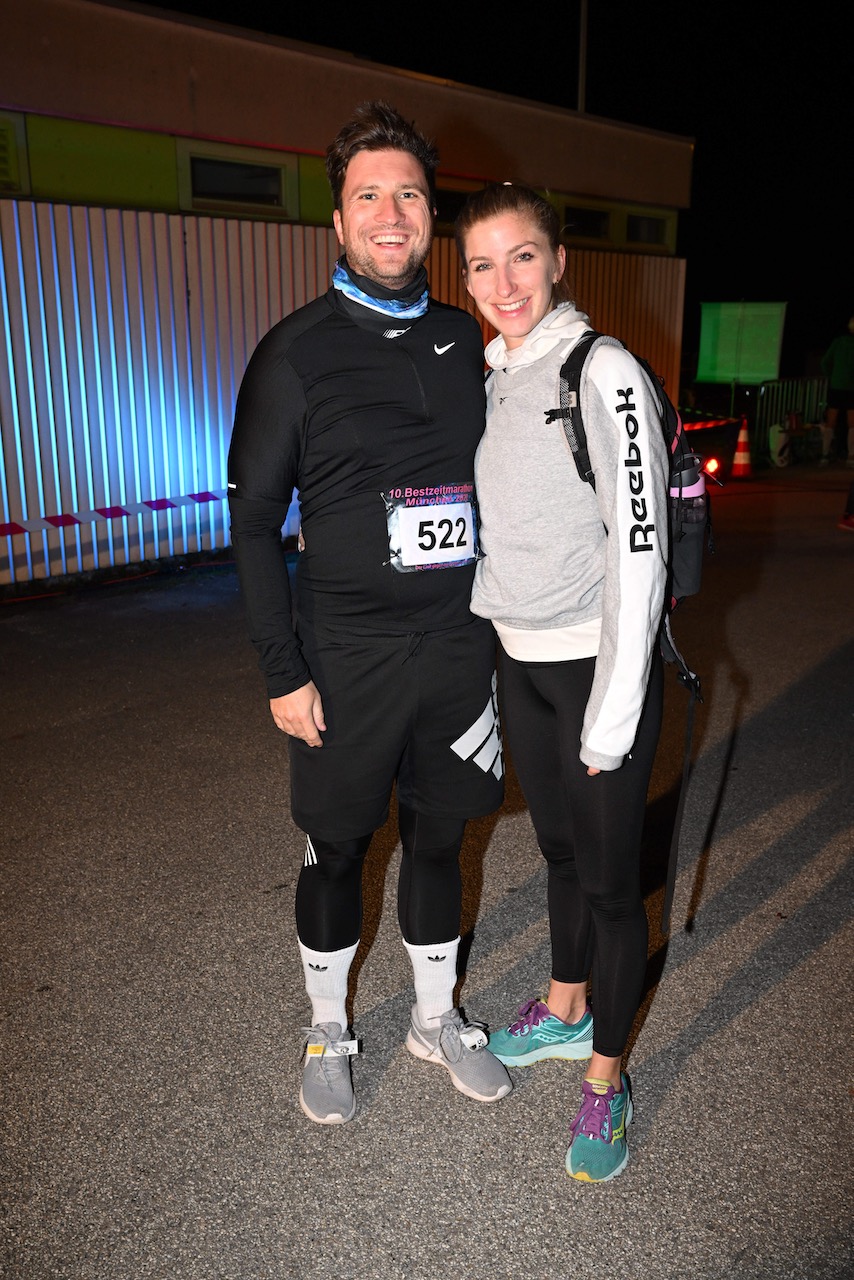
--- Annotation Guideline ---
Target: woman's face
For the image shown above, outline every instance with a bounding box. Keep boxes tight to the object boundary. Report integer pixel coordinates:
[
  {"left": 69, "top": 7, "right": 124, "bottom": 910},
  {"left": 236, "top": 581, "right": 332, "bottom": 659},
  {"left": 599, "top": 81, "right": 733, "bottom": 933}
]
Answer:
[{"left": 463, "top": 212, "right": 565, "bottom": 349}]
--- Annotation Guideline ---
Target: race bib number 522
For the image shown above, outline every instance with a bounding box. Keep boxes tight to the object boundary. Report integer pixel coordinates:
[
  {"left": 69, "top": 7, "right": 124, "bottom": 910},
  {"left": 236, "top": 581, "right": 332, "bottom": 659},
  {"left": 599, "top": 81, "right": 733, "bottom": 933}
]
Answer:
[{"left": 382, "top": 482, "right": 479, "bottom": 573}]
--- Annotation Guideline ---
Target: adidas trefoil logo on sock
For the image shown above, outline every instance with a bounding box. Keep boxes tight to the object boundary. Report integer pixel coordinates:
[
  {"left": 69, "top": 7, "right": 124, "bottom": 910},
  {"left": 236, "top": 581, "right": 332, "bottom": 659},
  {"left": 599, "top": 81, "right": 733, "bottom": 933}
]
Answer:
[
  {"left": 308, "top": 962, "right": 328, "bottom": 971},
  {"left": 427, "top": 954, "right": 446, "bottom": 962}
]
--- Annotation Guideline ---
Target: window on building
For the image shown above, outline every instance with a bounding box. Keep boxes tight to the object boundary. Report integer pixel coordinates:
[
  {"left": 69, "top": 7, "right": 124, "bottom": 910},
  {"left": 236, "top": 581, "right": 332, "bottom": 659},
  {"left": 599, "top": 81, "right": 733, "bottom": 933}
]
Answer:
[
  {"left": 627, "top": 214, "right": 667, "bottom": 246},
  {"left": 564, "top": 205, "right": 610, "bottom": 240},
  {"left": 176, "top": 139, "right": 299, "bottom": 219},
  {"left": 190, "top": 157, "right": 283, "bottom": 207}
]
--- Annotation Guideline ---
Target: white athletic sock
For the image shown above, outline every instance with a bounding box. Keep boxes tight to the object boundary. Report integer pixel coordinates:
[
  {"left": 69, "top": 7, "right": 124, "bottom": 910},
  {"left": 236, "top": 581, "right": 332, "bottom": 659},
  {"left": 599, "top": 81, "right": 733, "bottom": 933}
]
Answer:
[
  {"left": 298, "top": 938, "right": 358, "bottom": 1031},
  {"left": 403, "top": 936, "right": 460, "bottom": 1024}
]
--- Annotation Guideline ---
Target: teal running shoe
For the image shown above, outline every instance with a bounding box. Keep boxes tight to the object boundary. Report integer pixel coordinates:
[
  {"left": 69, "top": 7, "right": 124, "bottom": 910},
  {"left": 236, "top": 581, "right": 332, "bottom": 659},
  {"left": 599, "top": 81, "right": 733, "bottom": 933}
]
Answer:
[
  {"left": 487, "top": 998, "right": 593, "bottom": 1066},
  {"left": 565, "top": 1072, "right": 633, "bottom": 1182}
]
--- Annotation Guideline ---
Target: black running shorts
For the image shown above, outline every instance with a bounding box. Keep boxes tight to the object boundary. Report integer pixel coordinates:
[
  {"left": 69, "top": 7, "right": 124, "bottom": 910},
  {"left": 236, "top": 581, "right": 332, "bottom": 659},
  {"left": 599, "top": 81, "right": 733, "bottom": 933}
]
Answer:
[{"left": 288, "top": 617, "right": 504, "bottom": 840}]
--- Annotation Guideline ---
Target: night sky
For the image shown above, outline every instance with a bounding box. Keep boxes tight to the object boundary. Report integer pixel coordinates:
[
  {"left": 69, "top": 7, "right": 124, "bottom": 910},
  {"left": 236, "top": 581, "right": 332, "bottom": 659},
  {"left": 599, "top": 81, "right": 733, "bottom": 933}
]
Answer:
[{"left": 139, "top": 1, "right": 848, "bottom": 380}]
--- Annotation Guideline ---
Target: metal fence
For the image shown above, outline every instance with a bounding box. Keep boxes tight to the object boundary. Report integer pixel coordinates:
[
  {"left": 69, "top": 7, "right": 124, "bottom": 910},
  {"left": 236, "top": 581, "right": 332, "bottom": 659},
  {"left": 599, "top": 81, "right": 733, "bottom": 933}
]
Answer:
[{"left": 753, "top": 376, "right": 828, "bottom": 463}]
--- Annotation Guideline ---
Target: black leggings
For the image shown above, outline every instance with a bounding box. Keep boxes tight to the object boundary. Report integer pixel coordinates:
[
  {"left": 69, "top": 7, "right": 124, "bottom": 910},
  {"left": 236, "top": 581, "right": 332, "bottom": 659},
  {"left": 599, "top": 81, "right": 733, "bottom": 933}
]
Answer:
[
  {"left": 499, "top": 649, "right": 663, "bottom": 1058},
  {"left": 294, "top": 803, "right": 466, "bottom": 951}
]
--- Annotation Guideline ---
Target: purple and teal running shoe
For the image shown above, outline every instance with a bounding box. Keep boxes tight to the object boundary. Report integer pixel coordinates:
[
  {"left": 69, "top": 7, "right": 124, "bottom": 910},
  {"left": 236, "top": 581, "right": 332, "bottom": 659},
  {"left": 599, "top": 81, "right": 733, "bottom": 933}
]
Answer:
[
  {"left": 488, "top": 998, "right": 593, "bottom": 1066},
  {"left": 566, "top": 1072, "right": 633, "bottom": 1182}
]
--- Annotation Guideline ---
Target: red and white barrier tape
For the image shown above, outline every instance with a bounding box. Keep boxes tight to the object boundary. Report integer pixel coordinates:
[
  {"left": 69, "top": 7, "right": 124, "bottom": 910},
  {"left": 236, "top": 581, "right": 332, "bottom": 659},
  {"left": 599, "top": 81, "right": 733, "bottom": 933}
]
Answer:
[{"left": 1, "top": 490, "right": 227, "bottom": 537}]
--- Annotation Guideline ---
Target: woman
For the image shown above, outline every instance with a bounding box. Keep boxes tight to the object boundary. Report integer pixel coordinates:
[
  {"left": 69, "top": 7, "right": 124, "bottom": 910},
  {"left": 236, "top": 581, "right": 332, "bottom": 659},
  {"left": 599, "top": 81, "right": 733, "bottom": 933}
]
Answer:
[{"left": 455, "top": 183, "right": 668, "bottom": 1183}]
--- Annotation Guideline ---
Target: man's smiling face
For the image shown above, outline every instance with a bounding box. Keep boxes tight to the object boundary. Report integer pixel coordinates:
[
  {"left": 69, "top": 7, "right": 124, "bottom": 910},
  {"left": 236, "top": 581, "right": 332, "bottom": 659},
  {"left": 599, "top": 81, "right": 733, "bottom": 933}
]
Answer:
[{"left": 333, "top": 148, "right": 434, "bottom": 289}]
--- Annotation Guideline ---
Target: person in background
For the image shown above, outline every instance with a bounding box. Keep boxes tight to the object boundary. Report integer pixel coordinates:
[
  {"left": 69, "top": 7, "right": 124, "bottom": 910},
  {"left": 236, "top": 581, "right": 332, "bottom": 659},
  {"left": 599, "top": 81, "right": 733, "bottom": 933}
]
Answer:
[
  {"left": 819, "top": 315, "right": 854, "bottom": 465},
  {"left": 455, "top": 182, "right": 669, "bottom": 1182},
  {"left": 838, "top": 479, "right": 854, "bottom": 532},
  {"left": 227, "top": 102, "right": 510, "bottom": 1126}
]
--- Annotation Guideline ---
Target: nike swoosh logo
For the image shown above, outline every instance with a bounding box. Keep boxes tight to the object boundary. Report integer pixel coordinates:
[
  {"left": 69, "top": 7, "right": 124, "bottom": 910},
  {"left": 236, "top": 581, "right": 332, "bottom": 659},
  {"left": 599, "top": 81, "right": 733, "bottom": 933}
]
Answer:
[{"left": 434, "top": 342, "right": 455, "bottom": 355}]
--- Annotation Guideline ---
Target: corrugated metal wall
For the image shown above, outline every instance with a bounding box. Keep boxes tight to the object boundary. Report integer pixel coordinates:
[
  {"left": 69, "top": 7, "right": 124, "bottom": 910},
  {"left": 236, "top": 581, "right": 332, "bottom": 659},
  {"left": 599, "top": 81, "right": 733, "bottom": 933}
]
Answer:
[
  {"left": 0, "top": 200, "right": 340, "bottom": 587},
  {"left": 0, "top": 198, "right": 685, "bottom": 589},
  {"left": 570, "top": 249, "right": 685, "bottom": 401}
]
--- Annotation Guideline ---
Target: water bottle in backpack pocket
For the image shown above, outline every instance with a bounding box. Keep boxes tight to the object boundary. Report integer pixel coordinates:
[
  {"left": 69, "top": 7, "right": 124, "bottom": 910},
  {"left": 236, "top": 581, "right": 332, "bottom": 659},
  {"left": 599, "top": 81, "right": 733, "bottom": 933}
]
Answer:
[{"left": 668, "top": 451, "right": 711, "bottom": 606}]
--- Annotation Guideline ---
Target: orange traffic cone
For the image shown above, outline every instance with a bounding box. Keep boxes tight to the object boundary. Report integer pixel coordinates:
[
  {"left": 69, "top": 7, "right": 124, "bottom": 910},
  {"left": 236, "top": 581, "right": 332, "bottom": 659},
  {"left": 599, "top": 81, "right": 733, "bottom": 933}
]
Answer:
[{"left": 730, "top": 417, "right": 753, "bottom": 479}]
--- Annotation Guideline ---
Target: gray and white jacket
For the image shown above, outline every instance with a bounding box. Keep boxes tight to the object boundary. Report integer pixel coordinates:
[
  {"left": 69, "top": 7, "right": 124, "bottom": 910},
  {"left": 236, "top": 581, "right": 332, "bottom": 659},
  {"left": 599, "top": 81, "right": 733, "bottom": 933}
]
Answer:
[{"left": 471, "top": 303, "right": 669, "bottom": 770}]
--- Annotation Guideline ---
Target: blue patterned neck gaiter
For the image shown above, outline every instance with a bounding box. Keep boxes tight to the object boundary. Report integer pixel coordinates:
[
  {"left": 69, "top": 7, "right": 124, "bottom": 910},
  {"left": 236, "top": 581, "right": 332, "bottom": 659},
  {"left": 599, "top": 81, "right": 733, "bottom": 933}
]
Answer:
[{"left": 332, "top": 260, "right": 429, "bottom": 319}]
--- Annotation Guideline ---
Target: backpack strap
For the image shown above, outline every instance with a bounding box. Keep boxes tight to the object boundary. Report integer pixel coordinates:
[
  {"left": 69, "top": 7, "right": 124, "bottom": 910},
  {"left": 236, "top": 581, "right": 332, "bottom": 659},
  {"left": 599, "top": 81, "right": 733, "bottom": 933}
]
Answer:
[
  {"left": 658, "top": 612, "right": 703, "bottom": 937},
  {"left": 544, "top": 329, "right": 603, "bottom": 489},
  {"left": 633, "top": 355, "right": 674, "bottom": 442},
  {"left": 659, "top": 675, "right": 699, "bottom": 936}
]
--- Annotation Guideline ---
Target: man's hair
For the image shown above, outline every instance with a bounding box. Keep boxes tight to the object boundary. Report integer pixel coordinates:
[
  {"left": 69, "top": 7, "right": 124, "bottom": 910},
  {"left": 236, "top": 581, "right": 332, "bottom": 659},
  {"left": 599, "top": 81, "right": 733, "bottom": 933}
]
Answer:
[
  {"left": 455, "top": 182, "right": 574, "bottom": 305},
  {"left": 325, "top": 100, "right": 438, "bottom": 210}
]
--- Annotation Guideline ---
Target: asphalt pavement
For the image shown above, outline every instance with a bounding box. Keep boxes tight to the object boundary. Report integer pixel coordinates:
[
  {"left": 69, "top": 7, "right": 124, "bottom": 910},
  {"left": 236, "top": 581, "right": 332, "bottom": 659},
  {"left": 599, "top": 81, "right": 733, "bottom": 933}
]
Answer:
[{"left": 2, "top": 461, "right": 852, "bottom": 1280}]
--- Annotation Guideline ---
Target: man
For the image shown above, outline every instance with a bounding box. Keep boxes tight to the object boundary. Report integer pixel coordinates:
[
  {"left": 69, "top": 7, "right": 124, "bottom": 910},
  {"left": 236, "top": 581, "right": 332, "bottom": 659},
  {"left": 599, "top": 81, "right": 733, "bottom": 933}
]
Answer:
[
  {"left": 819, "top": 314, "right": 854, "bottom": 466},
  {"left": 227, "top": 101, "right": 509, "bottom": 1124}
]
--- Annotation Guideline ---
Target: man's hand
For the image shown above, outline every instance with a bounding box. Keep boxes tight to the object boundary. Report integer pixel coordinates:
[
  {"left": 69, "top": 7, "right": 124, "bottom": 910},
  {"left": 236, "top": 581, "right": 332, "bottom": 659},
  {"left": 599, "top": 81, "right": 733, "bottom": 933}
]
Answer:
[{"left": 269, "top": 682, "right": 326, "bottom": 747}]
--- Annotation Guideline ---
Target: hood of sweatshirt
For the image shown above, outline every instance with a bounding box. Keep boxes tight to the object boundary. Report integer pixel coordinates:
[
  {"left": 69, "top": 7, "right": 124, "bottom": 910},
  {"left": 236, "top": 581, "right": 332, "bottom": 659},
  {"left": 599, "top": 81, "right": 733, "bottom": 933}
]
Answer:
[{"left": 484, "top": 302, "right": 592, "bottom": 372}]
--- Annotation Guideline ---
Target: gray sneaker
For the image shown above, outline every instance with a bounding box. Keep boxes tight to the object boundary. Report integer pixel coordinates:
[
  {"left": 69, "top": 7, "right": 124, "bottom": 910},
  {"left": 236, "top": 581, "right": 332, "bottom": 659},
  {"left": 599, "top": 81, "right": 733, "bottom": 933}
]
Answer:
[
  {"left": 405, "top": 1006, "right": 512, "bottom": 1102},
  {"left": 299, "top": 1022, "right": 359, "bottom": 1124}
]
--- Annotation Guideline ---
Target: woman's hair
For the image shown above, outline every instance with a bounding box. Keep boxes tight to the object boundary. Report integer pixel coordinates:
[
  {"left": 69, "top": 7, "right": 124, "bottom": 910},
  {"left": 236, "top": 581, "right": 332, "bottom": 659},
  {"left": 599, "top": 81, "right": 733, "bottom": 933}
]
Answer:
[
  {"left": 455, "top": 183, "right": 573, "bottom": 304},
  {"left": 325, "top": 100, "right": 438, "bottom": 211}
]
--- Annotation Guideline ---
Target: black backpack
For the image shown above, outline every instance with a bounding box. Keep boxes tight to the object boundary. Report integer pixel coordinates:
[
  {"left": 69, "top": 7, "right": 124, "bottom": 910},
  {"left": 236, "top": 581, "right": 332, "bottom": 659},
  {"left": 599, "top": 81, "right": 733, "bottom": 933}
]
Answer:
[{"left": 545, "top": 329, "right": 717, "bottom": 933}]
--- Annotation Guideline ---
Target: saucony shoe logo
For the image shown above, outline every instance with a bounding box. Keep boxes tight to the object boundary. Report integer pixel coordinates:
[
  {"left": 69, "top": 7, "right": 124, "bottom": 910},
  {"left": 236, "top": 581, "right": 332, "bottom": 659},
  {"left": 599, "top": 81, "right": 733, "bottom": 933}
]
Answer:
[{"left": 434, "top": 342, "right": 455, "bottom": 355}]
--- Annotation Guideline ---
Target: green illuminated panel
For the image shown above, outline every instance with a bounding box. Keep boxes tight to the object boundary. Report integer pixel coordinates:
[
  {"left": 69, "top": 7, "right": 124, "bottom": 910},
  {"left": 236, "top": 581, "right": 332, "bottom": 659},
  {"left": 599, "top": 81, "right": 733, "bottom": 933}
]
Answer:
[
  {"left": 27, "top": 116, "right": 178, "bottom": 210},
  {"left": 298, "top": 155, "right": 333, "bottom": 226},
  {"left": 697, "top": 302, "right": 787, "bottom": 384}
]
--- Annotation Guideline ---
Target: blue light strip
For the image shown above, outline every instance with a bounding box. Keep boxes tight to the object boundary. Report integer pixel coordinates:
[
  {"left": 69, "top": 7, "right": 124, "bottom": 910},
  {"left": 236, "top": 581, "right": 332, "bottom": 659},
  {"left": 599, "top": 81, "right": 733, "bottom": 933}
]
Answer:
[
  {"left": 31, "top": 204, "right": 68, "bottom": 574},
  {"left": 82, "top": 213, "right": 111, "bottom": 566},
  {"left": 47, "top": 206, "right": 84, "bottom": 572},
  {"left": 12, "top": 203, "right": 50, "bottom": 573},
  {"left": 175, "top": 240, "right": 197, "bottom": 550},
  {"left": 129, "top": 216, "right": 161, "bottom": 559},
  {"left": 158, "top": 225, "right": 181, "bottom": 555},
  {"left": 183, "top": 226, "right": 207, "bottom": 545},
  {"left": 188, "top": 225, "right": 211, "bottom": 550},
  {"left": 209, "top": 229, "right": 229, "bottom": 545},
  {"left": 0, "top": 213, "right": 32, "bottom": 580},
  {"left": 117, "top": 216, "right": 145, "bottom": 561},
  {"left": 65, "top": 209, "right": 98, "bottom": 540},
  {"left": 99, "top": 211, "right": 131, "bottom": 562}
]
